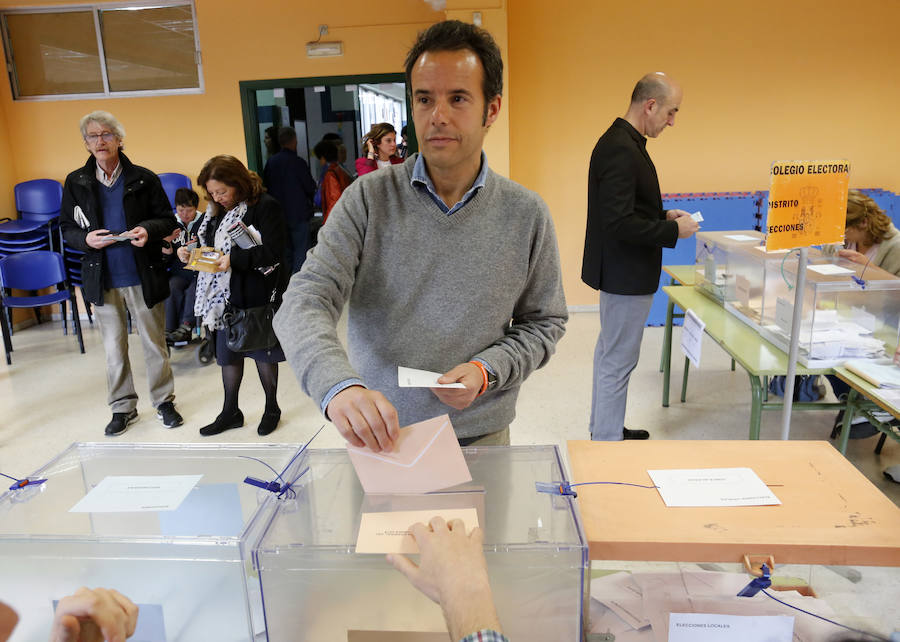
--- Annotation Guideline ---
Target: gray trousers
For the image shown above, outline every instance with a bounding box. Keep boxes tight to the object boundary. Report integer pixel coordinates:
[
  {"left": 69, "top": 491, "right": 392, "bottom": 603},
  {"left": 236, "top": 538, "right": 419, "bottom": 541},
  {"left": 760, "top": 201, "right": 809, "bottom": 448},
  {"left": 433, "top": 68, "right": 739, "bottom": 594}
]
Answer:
[
  {"left": 589, "top": 291, "right": 654, "bottom": 440},
  {"left": 94, "top": 285, "right": 175, "bottom": 413}
]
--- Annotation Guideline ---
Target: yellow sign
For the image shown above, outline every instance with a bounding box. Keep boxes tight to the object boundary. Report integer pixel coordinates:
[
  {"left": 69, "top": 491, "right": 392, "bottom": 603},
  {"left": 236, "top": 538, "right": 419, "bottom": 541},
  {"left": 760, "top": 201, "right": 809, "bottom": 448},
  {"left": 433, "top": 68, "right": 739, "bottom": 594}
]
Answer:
[{"left": 765, "top": 160, "right": 850, "bottom": 251}]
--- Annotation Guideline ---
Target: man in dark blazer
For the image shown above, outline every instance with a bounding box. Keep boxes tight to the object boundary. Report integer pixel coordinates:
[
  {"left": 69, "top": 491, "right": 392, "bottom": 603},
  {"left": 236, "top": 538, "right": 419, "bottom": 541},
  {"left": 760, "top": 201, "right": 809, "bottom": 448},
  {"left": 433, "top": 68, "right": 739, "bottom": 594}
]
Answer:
[{"left": 581, "top": 73, "right": 699, "bottom": 441}]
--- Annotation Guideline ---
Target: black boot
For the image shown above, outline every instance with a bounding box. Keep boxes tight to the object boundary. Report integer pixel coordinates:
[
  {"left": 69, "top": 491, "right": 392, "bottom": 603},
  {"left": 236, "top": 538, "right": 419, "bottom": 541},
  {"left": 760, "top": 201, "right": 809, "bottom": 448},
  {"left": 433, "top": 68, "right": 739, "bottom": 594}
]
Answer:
[{"left": 199, "top": 409, "right": 244, "bottom": 436}]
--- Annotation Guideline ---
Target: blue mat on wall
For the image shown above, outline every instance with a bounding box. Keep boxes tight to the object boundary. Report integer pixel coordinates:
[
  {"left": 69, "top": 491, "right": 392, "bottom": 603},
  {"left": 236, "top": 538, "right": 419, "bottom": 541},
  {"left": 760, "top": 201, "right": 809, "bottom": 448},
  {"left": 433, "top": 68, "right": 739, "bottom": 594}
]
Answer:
[{"left": 647, "top": 188, "right": 899, "bottom": 326}]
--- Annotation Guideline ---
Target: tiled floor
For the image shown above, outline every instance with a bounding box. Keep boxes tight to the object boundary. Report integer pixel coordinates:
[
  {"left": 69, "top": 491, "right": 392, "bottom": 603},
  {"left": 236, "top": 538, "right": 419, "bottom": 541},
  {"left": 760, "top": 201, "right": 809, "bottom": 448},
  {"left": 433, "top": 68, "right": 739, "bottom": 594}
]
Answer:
[{"left": 2, "top": 310, "right": 898, "bottom": 505}]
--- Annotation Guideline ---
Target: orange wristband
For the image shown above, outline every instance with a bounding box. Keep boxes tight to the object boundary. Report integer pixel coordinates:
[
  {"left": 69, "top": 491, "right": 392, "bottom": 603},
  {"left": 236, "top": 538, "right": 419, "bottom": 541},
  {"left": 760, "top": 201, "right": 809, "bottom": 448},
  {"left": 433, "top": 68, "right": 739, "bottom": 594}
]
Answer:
[{"left": 469, "top": 360, "right": 489, "bottom": 397}]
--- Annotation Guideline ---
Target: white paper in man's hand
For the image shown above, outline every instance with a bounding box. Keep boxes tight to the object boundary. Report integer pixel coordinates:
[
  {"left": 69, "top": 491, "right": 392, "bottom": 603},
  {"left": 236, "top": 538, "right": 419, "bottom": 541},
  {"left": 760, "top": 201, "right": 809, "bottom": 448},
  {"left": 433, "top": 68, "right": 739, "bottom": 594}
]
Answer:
[
  {"left": 691, "top": 211, "right": 704, "bottom": 222},
  {"left": 398, "top": 366, "right": 465, "bottom": 388}
]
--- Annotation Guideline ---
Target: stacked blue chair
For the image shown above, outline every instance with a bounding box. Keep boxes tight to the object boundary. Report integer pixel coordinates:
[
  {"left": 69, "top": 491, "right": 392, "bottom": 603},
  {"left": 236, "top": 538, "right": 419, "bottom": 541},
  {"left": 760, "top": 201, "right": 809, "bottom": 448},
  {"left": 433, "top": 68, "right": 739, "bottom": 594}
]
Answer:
[
  {"left": 61, "top": 242, "right": 93, "bottom": 326},
  {"left": 0, "top": 250, "right": 85, "bottom": 364},
  {"left": 158, "top": 173, "right": 192, "bottom": 210},
  {"left": 1, "top": 179, "right": 64, "bottom": 257}
]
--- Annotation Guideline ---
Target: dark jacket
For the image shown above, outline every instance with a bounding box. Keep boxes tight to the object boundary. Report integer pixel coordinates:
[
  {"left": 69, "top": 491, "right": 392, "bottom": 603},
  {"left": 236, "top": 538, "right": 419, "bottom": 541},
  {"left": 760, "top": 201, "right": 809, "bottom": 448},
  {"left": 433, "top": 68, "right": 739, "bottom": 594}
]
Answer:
[
  {"left": 60, "top": 153, "right": 178, "bottom": 307},
  {"left": 198, "top": 193, "right": 288, "bottom": 309},
  {"left": 582, "top": 118, "right": 679, "bottom": 295},
  {"left": 263, "top": 150, "right": 316, "bottom": 225}
]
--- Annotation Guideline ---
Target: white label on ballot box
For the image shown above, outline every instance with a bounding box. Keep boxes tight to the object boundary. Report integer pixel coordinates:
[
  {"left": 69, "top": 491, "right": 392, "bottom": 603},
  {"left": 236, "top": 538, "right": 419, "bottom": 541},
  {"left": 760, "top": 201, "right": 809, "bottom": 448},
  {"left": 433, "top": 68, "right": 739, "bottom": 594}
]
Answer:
[
  {"left": 669, "top": 613, "right": 793, "bottom": 641},
  {"left": 775, "top": 297, "right": 793, "bottom": 333},
  {"left": 735, "top": 275, "right": 751, "bottom": 309},
  {"left": 70, "top": 475, "right": 203, "bottom": 513}
]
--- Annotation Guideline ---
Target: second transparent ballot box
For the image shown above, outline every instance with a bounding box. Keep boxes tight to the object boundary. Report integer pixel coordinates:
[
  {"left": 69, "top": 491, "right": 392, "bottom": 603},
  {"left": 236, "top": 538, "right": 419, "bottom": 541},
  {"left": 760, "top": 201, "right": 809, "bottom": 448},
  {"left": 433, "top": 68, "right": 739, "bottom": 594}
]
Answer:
[
  {"left": 250, "top": 445, "right": 588, "bottom": 641},
  {"left": 0, "top": 442, "right": 303, "bottom": 642},
  {"left": 694, "top": 230, "right": 766, "bottom": 302},
  {"left": 755, "top": 258, "right": 900, "bottom": 366}
]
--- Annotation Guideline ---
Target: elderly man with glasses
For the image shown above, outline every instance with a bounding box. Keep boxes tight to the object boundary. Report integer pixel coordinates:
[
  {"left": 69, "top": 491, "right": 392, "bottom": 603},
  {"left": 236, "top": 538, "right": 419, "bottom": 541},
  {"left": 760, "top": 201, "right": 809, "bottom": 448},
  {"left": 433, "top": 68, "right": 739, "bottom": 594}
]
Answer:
[{"left": 60, "top": 110, "right": 184, "bottom": 436}]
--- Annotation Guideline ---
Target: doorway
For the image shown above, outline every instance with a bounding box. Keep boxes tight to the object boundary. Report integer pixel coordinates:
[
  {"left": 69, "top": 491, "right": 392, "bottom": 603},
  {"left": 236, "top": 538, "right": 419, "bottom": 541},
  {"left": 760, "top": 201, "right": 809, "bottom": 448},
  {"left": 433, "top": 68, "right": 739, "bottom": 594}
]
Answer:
[{"left": 239, "top": 73, "right": 413, "bottom": 180}]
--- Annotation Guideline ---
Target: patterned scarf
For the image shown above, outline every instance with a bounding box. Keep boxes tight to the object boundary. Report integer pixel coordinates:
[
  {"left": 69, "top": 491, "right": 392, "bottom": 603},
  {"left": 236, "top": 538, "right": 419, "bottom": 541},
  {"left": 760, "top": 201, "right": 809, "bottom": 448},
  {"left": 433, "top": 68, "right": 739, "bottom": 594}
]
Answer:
[{"left": 193, "top": 201, "right": 247, "bottom": 330}]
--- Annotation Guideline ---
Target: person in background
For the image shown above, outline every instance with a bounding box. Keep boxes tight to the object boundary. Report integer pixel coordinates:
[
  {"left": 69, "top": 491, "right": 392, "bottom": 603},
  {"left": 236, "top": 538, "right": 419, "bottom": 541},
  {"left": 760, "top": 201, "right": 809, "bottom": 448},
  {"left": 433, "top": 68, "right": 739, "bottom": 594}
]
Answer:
[
  {"left": 60, "top": 110, "right": 183, "bottom": 436},
  {"left": 388, "top": 516, "right": 506, "bottom": 642},
  {"left": 397, "top": 124, "right": 409, "bottom": 158},
  {"left": 313, "top": 139, "right": 352, "bottom": 223},
  {"left": 183, "top": 155, "right": 288, "bottom": 437},
  {"left": 163, "top": 188, "right": 203, "bottom": 343},
  {"left": 263, "top": 126, "right": 317, "bottom": 274},
  {"left": 837, "top": 189, "right": 900, "bottom": 276},
  {"left": 581, "top": 73, "right": 698, "bottom": 442},
  {"left": 355, "top": 122, "right": 404, "bottom": 176},
  {"left": 263, "top": 125, "right": 280, "bottom": 159},
  {"left": 828, "top": 190, "right": 900, "bottom": 440},
  {"left": 1, "top": 587, "right": 138, "bottom": 642}
]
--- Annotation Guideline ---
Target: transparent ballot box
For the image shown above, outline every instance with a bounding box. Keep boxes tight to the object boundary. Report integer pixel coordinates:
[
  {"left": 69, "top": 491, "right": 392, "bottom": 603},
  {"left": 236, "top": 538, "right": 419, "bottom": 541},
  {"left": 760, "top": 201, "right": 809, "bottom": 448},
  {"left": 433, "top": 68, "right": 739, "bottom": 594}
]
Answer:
[
  {"left": 0, "top": 442, "right": 304, "bottom": 642},
  {"left": 250, "top": 445, "right": 588, "bottom": 641},
  {"left": 721, "top": 243, "right": 824, "bottom": 326},
  {"left": 694, "top": 230, "right": 766, "bottom": 303},
  {"left": 753, "top": 258, "right": 900, "bottom": 367}
]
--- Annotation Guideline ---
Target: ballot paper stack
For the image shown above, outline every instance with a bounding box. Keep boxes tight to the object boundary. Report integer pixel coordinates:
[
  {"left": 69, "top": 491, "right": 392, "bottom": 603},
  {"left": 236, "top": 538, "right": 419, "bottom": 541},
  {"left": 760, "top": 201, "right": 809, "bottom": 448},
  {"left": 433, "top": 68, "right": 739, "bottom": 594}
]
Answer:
[
  {"left": 763, "top": 306, "right": 887, "bottom": 365},
  {"left": 588, "top": 568, "right": 892, "bottom": 641}
]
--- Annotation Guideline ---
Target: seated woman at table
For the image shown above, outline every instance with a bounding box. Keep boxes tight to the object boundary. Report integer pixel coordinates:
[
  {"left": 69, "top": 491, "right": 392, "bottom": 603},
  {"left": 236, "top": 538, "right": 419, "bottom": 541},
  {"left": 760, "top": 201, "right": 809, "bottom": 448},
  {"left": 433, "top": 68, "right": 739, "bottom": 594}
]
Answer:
[
  {"left": 835, "top": 190, "right": 900, "bottom": 276},
  {"left": 828, "top": 190, "right": 900, "bottom": 439}
]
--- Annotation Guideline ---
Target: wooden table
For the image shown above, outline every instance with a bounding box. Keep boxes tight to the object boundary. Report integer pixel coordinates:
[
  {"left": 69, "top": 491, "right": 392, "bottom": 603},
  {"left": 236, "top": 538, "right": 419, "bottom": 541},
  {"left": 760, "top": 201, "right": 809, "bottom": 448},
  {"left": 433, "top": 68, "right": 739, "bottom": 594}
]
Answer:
[
  {"left": 567, "top": 439, "right": 900, "bottom": 566},
  {"left": 660, "top": 285, "right": 841, "bottom": 438},
  {"left": 833, "top": 366, "right": 900, "bottom": 455}
]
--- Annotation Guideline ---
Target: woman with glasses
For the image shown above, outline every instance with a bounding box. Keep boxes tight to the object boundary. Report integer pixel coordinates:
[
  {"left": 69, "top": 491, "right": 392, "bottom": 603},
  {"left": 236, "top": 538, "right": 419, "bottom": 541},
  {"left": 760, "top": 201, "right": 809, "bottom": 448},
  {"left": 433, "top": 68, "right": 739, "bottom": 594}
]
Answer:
[{"left": 178, "top": 155, "right": 288, "bottom": 437}]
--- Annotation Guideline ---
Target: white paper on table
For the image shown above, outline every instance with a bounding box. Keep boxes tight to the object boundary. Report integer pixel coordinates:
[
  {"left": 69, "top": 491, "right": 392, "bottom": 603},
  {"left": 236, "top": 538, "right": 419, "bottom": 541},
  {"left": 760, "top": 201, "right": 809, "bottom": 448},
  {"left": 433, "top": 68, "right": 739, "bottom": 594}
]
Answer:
[
  {"left": 397, "top": 366, "right": 466, "bottom": 388},
  {"left": 753, "top": 245, "right": 790, "bottom": 254},
  {"left": 70, "top": 475, "right": 203, "bottom": 513},
  {"left": 807, "top": 263, "right": 854, "bottom": 276},
  {"left": 691, "top": 211, "right": 704, "bottom": 222},
  {"left": 647, "top": 467, "right": 781, "bottom": 507},
  {"left": 724, "top": 234, "right": 759, "bottom": 242},
  {"left": 680, "top": 308, "right": 705, "bottom": 368},
  {"left": 668, "top": 613, "right": 793, "bottom": 641}
]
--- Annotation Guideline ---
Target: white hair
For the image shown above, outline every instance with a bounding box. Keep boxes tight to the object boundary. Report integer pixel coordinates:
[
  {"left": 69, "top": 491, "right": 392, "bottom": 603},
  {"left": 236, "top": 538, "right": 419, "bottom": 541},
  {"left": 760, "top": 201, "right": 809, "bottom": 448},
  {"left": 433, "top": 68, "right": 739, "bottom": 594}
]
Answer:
[{"left": 79, "top": 111, "right": 125, "bottom": 142}]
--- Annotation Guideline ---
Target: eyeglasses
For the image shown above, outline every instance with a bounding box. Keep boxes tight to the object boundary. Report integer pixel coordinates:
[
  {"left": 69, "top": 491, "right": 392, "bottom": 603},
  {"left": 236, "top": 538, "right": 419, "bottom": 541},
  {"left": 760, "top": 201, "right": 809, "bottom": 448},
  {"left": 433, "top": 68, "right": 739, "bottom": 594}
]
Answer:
[{"left": 85, "top": 132, "right": 117, "bottom": 143}]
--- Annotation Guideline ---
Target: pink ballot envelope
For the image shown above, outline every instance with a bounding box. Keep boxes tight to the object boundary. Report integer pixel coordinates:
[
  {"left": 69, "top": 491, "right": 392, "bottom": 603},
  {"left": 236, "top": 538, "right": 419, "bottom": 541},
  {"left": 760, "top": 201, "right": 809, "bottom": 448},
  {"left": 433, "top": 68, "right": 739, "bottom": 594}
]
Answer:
[{"left": 346, "top": 415, "right": 472, "bottom": 494}]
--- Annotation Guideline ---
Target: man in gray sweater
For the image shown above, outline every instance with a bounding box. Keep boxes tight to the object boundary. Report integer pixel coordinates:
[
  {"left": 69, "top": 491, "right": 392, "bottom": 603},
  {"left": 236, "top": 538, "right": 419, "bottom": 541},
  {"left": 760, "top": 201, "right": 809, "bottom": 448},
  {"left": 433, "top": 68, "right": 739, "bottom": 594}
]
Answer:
[{"left": 274, "top": 20, "right": 567, "bottom": 452}]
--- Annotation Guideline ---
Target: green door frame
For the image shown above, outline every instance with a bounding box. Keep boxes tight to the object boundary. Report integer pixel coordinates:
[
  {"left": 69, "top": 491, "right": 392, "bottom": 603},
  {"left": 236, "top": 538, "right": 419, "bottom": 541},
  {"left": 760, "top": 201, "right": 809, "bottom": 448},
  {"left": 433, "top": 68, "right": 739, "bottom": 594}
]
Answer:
[{"left": 239, "top": 73, "right": 414, "bottom": 174}]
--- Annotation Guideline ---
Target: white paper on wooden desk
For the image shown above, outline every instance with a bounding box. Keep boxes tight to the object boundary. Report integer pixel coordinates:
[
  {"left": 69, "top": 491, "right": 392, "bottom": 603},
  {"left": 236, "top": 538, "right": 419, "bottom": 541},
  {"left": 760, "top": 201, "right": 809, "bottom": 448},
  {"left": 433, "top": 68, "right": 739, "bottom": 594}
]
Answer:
[
  {"left": 807, "top": 263, "right": 854, "bottom": 276},
  {"left": 669, "top": 613, "right": 793, "bottom": 641},
  {"left": 70, "top": 475, "right": 203, "bottom": 513},
  {"left": 398, "top": 366, "right": 465, "bottom": 388},
  {"left": 680, "top": 308, "right": 705, "bottom": 368},
  {"left": 724, "top": 234, "right": 759, "bottom": 242},
  {"left": 647, "top": 468, "right": 781, "bottom": 507}
]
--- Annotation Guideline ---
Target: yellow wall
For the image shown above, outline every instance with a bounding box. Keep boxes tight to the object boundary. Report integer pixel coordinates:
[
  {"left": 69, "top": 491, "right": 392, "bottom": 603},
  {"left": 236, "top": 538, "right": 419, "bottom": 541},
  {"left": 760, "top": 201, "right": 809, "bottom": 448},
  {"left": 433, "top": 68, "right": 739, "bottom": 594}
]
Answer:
[
  {"left": 508, "top": 0, "right": 900, "bottom": 305},
  {"left": 0, "top": 0, "right": 513, "bottom": 191}
]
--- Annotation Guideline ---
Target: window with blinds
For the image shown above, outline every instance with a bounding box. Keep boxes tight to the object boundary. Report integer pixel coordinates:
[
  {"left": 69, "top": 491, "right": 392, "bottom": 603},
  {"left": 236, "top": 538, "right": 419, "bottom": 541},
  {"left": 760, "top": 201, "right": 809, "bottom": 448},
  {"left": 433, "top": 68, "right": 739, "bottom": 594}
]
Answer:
[{"left": 1, "top": 2, "right": 202, "bottom": 100}]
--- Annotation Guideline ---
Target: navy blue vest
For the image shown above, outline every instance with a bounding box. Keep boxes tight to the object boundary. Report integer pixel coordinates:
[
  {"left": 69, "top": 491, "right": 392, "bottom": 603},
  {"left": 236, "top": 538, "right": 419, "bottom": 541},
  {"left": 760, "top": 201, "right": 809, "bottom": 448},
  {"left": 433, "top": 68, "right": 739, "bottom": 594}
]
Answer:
[{"left": 100, "top": 177, "right": 140, "bottom": 289}]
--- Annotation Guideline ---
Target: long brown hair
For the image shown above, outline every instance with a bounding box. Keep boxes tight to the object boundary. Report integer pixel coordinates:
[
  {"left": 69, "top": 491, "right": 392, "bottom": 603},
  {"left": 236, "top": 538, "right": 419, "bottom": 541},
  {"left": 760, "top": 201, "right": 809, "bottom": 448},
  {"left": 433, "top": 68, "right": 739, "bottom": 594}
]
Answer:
[
  {"left": 361, "top": 123, "right": 397, "bottom": 158},
  {"left": 197, "top": 155, "right": 264, "bottom": 215}
]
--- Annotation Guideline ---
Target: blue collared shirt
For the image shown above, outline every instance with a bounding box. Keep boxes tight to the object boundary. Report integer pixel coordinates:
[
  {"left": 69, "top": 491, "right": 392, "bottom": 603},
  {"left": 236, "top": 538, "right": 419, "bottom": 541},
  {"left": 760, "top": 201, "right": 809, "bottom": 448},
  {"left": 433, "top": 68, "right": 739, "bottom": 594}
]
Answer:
[{"left": 410, "top": 151, "right": 489, "bottom": 215}]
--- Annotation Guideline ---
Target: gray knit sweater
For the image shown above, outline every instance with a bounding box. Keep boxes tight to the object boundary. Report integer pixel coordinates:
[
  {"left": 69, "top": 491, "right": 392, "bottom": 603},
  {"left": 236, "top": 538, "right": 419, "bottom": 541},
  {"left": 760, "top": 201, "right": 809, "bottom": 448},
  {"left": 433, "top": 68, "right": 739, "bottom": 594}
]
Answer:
[{"left": 273, "top": 155, "right": 567, "bottom": 438}]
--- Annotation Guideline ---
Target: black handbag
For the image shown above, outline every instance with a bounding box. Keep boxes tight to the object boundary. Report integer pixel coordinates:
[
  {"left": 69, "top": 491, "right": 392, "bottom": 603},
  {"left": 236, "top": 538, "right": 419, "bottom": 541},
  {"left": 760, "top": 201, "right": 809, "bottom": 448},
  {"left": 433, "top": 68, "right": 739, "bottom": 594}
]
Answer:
[{"left": 223, "top": 293, "right": 278, "bottom": 353}]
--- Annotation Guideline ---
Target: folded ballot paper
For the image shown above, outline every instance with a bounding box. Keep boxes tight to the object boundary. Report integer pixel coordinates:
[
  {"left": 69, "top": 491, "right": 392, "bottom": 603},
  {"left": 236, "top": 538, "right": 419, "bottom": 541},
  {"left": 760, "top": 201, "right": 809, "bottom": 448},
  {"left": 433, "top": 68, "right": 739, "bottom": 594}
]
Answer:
[{"left": 226, "top": 221, "right": 277, "bottom": 275}]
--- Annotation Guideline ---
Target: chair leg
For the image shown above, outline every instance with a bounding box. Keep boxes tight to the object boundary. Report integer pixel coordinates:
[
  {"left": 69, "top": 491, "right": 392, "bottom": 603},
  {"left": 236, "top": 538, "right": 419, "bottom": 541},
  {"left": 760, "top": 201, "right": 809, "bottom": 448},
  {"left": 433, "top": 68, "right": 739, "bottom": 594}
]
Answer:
[
  {"left": 0, "top": 305, "right": 12, "bottom": 364},
  {"left": 875, "top": 432, "right": 887, "bottom": 455},
  {"left": 61, "top": 299, "right": 69, "bottom": 335},
  {"left": 70, "top": 291, "right": 85, "bottom": 354}
]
